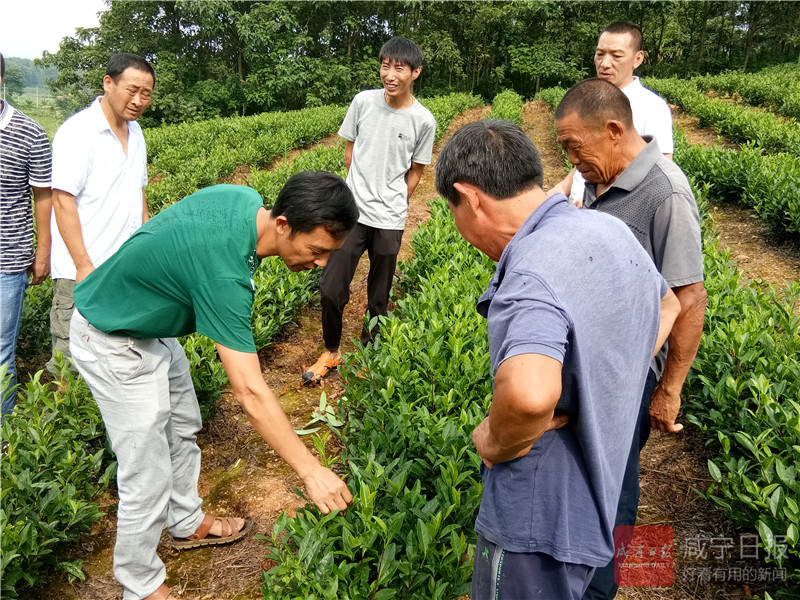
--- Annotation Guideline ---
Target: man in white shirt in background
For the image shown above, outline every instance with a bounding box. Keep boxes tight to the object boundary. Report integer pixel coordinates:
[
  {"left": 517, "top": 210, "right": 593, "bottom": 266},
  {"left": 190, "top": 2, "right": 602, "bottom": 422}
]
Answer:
[
  {"left": 48, "top": 53, "right": 154, "bottom": 376},
  {"left": 560, "top": 21, "right": 674, "bottom": 205}
]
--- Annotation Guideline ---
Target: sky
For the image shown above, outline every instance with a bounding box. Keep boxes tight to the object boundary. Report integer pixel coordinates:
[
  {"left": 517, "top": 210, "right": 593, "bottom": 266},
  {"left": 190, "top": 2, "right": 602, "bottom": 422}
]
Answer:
[{"left": 1, "top": 0, "right": 108, "bottom": 60}]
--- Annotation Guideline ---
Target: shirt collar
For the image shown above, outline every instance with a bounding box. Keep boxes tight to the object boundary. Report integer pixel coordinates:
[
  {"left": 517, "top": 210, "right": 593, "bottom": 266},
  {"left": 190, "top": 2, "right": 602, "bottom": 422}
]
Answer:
[
  {"left": 0, "top": 100, "right": 15, "bottom": 130},
  {"left": 89, "top": 96, "right": 115, "bottom": 134},
  {"left": 477, "top": 193, "right": 569, "bottom": 317},
  {"left": 620, "top": 76, "right": 642, "bottom": 93}
]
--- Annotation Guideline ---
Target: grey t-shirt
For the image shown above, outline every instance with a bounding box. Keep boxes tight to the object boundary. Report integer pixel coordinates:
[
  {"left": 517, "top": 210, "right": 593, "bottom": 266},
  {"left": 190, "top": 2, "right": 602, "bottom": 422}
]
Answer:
[
  {"left": 584, "top": 138, "right": 704, "bottom": 378},
  {"left": 338, "top": 89, "right": 436, "bottom": 230},
  {"left": 475, "top": 194, "right": 668, "bottom": 566}
]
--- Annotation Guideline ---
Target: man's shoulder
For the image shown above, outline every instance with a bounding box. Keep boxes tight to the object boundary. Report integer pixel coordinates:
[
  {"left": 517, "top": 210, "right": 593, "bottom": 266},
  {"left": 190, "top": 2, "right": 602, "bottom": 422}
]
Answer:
[
  {"left": 651, "top": 155, "right": 693, "bottom": 196},
  {"left": 54, "top": 104, "right": 96, "bottom": 140},
  {"left": 411, "top": 100, "right": 436, "bottom": 125},
  {"left": 627, "top": 79, "right": 669, "bottom": 109},
  {"left": 7, "top": 107, "right": 47, "bottom": 138}
]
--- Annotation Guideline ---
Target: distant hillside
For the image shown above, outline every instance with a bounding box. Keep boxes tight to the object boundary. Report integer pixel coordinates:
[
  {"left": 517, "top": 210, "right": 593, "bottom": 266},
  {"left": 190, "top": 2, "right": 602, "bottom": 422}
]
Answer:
[{"left": 5, "top": 56, "right": 59, "bottom": 87}]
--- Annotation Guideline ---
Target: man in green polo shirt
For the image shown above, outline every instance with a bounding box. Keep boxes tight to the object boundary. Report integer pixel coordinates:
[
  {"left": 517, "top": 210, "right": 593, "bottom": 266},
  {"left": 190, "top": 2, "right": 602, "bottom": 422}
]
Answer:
[{"left": 69, "top": 172, "right": 358, "bottom": 600}]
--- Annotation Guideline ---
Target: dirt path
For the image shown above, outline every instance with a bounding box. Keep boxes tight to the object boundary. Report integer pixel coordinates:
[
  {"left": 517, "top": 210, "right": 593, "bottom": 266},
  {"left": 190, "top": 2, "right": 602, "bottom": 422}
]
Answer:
[{"left": 30, "top": 105, "right": 491, "bottom": 600}]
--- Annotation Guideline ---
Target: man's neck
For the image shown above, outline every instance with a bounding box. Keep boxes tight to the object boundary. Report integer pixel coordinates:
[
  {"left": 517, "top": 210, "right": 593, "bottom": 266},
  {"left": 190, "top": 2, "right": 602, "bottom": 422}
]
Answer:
[
  {"left": 617, "top": 75, "right": 637, "bottom": 90},
  {"left": 99, "top": 97, "right": 128, "bottom": 133},
  {"left": 384, "top": 90, "right": 414, "bottom": 110},
  {"left": 596, "top": 134, "right": 648, "bottom": 196}
]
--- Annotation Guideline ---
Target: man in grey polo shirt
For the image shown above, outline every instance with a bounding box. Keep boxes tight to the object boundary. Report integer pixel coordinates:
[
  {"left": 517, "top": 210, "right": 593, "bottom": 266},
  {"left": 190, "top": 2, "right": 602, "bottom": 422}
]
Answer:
[{"left": 555, "top": 78, "right": 707, "bottom": 600}]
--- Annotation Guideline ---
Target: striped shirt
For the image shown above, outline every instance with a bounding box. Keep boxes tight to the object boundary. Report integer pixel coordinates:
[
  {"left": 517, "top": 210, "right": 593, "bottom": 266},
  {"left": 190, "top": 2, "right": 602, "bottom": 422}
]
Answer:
[{"left": 0, "top": 101, "right": 52, "bottom": 272}]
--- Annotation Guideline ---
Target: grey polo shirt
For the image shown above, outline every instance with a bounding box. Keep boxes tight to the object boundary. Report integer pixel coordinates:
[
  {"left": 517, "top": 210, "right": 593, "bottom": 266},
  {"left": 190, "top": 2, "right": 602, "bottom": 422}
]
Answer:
[{"left": 584, "top": 137, "right": 703, "bottom": 378}]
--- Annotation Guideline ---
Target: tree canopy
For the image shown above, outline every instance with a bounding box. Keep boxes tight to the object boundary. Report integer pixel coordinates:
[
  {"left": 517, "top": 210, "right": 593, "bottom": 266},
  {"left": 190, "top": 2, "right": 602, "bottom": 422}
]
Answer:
[{"left": 38, "top": 0, "right": 800, "bottom": 126}]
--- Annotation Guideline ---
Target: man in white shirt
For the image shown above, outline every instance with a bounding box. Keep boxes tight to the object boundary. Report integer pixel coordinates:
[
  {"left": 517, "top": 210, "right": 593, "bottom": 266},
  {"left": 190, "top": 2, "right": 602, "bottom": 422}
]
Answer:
[
  {"left": 561, "top": 21, "right": 674, "bottom": 205},
  {"left": 47, "top": 53, "right": 154, "bottom": 376}
]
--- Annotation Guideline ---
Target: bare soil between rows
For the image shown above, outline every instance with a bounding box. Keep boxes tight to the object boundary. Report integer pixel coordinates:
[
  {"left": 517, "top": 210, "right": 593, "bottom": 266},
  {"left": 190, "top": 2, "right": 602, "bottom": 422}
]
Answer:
[{"left": 27, "top": 100, "right": 798, "bottom": 600}]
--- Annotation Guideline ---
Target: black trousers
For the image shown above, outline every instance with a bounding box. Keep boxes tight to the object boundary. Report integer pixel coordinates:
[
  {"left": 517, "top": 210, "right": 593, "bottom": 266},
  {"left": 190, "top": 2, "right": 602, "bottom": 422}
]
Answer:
[
  {"left": 583, "top": 368, "right": 659, "bottom": 600},
  {"left": 319, "top": 223, "right": 404, "bottom": 350}
]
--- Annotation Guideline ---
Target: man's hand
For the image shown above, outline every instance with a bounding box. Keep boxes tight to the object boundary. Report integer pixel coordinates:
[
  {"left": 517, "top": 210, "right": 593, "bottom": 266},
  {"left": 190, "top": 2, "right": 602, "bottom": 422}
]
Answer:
[
  {"left": 650, "top": 384, "right": 683, "bottom": 433},
  {"left": 474, "top": 413, "right": 569, "bottom": 470},
  {"left": 27, "top": 251, "right": 50, "bottom": 286},
  {"left": 303, "top": 464, "right": 354, "bottom": 514}
]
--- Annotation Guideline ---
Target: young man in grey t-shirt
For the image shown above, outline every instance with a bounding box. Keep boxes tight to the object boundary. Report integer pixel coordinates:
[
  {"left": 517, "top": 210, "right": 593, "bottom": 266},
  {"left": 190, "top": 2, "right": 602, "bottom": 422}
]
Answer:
[{"left": 302, "top": 37, "right": 436, "bottom": 382}]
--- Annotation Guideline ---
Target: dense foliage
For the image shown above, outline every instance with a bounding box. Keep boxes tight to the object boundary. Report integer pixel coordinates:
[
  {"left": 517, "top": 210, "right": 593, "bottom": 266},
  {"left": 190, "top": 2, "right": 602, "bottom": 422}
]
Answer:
[
  {"left": 261, "top": 200, "right": 493, "bottom": 599},
  {"left": 485, "top": 89, "right": 524, "bottom": 125},
  {"left": 692, "top": 63, "right": 800, "bottom": 121},
  {"left": 644, "top": 77, "right": 800, "bottom": 157},
  {"left": 38, "top": 1, "right": 800, "bottom": 125}
]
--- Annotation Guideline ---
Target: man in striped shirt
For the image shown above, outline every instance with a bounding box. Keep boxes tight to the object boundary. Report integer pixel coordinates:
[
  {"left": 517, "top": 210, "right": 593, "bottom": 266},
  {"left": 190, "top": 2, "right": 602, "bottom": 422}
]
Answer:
[{"left": 0, "top": 53, "right": 53, "bottom": 417}]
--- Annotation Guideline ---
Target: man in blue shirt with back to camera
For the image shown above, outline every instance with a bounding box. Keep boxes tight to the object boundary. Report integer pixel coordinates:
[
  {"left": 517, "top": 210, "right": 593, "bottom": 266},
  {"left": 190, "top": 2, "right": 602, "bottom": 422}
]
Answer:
[{"left": 434, "top": 119, "right": 681, "bottom": 599}]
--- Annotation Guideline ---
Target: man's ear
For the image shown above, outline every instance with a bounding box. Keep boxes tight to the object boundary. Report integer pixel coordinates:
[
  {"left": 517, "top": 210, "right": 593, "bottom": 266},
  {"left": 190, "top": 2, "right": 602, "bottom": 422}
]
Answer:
[
  {"left": 607, "top": 119, "right": 626, "bottom": 140},
  {"left": 102, "top": 74, "right": 114, "bottom": 94},
  {"left": 411, "top": 66, "right": 422, "bottom": 81},
  {"left": 633, "top": 50, "right": 645, "bottom": 70},
  {"left": 274, "top": 214, "right": 291, "bottom": 236},
  {"left": 453, "top": 182, "right": 482, "bottom": 212}
]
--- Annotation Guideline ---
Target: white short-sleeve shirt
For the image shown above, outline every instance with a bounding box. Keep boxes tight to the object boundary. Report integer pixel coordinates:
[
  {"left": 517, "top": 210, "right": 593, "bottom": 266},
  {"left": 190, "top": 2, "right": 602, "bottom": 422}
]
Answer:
[
  {"left": 570, "top": 76, "right": 673, "bottom": 205},
  {"left": 50, "top": 97, "right": 148, "bottom": 279}
]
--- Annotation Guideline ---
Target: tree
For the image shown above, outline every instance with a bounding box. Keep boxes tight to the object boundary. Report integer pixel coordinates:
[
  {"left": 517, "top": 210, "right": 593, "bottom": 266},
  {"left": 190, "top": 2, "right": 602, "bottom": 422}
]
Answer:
[{"left": 2, "top": 65, "right": 25, "bottom": 100}]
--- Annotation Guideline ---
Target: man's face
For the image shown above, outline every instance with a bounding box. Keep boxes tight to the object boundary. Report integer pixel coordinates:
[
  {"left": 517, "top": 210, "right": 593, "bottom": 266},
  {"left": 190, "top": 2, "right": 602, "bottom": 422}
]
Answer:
[
  {"left": 594, "top": 31, "right": 644, "bottom": 89},
  {"left": 380, "top": 59, "right": 420, "bottom": 99},
  {"left": 555, "top": 112, "right": 616, "bottom": 185},
  {"left": 102, "top": 67, "right": 154, "bottom": 122},
  {"left": 278, "top": 224, "right": 344, "bottom": 272}
]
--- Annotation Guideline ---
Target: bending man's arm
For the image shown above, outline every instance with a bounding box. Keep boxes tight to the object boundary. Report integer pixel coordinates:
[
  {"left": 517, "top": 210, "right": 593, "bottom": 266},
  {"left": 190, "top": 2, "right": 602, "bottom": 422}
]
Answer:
[
  {"left": 406, "top": 161, "right": 425, "bottom": 200},
  {"left": 28, "top": 186, "right": 53, "bottom": 285},
  {"left": 549, "top": 167, "right": 575, "bottom": 199},
  {"left": 216, "top": 344, "right": 353, "bottom": 514},
  {"left": 472, "top": 353, "right": 565, "bottom": 468},
  {"left": 52, "top": 188, "right": 94, "bottom": 282},
  {"left": 650, "top": 281, "right": 707, "bottom": 433}
]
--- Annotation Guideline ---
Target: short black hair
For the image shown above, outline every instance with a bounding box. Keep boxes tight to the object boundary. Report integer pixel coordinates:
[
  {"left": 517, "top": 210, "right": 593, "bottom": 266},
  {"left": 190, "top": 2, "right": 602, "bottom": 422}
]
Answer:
[
  {"left": 379, "top": 37, "right": 423, "bottom": 71},
  {"left": 1, "top": 53, "right": 5, "bottom": 79},
  {"left": 435, "top": 119, "right": 543, "bottom": 206},
  {"left": 555, "top": 78, "right": 634, "bottom": 129},
  {"left": 602, "top": 21, "right": 643, "bottom": 53},
  {"left": 107, "top": 53, "right": 155, "bottom": 86},
  {"left": 272, "top": 171, "right": 358, "bottom": 240}
]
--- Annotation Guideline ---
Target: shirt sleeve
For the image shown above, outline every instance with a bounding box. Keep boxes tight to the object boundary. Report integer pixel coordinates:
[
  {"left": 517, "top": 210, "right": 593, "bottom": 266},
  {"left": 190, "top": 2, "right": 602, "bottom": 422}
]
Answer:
[
  {"left": 191, "top": 278, "right": 257, "bottom": 353},
  {"left": 411, "top": 114, "right": 436, "bottom": 165},
  {"left": 51, "top": 122, "right": 91, "bottom": 196},
  {"left": 338, "top": 95, "right": 360, "bottom": 142},
  {"left": 28, "top": 125, "right": 52, "bottom": 187},
  {"left": 652, "top": 191, "right": 704, "bottom": 288},
  {"left": 488, "top": 271, "right": 570, "bottom": 372}
]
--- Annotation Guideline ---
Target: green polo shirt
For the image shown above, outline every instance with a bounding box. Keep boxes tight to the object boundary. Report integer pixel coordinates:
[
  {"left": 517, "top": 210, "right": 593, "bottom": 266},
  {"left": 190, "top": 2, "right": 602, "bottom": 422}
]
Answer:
[{"left": 74, "top": 184, "right": 263, "bottom": 352}]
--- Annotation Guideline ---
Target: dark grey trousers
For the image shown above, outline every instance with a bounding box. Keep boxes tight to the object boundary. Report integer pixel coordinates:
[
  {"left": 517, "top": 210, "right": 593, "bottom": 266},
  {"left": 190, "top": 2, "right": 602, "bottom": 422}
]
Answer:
[
  {"left": 472, "top": 534, "right": 595, "bottom": 600},
  {"left": 319, "top": 223, "right": 403, "bottom": 350}
]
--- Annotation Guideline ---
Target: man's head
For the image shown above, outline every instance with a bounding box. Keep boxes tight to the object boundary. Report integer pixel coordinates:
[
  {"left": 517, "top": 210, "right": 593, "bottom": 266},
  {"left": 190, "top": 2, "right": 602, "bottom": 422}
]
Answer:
[
  {"left": 0, "top": 52, "right": 5, "bottom": 82},
  {"left": 102, "top": 53, "right": 155, "bottom": 122},
  {"left": 379, "top": 37, "right": 422, "bottom": 100},
  {"left": 435, "top": 119, "right": 544, "bottom": 259},
  {"left": 554, "top": 78, "right": 637, "bottom": 185},
  {"left": 271, "top": 171, "right": 359, "bottom": 271},
  {"left": 595, "top": 21, "right": 644, "bottom": 89}
]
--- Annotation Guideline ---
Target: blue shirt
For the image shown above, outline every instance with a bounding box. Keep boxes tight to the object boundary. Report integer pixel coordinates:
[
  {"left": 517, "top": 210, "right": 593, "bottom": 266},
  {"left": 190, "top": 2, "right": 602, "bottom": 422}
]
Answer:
[{"left": 475, "top": 194, "right": 668, "bottom": 567}]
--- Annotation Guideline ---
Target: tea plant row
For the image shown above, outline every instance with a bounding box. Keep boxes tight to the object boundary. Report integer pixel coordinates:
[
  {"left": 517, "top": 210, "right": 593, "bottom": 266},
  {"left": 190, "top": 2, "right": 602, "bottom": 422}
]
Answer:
[
  {"left": 692, "top": 64, "right": 800, "bottom": 121},
  {"left": 642, "top": 77, "right": 800, "bottom": 158},
  {"left": 486, "top": 90, "right": 524, "bottom": 125},
  {"left": 261, "top": 199, "right": 493, "bottom": 599},
  {"left": 673, "top": 130, "right": 800, "bottom": 242}
]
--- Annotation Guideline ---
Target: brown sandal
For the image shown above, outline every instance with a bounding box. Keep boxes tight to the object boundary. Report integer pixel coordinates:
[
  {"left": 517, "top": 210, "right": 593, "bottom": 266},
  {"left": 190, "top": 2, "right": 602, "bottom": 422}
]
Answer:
[
  {"left": 171, "top": 515, "right": 253, "bottom": 550},
  {"left": 143, "top": 584, "right": 183, "bottom": 600}
]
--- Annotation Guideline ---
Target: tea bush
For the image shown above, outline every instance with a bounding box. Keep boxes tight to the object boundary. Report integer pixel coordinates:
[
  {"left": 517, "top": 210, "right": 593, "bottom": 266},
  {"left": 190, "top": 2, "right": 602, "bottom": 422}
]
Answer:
[
  {"left": 1, "top": 365, "right": 114, "bottom": 598},
  {"left": 692, "top": 64, "right": 800, "bottom": 121},
  {"left": 261, "top": 199, "right": 494, "bottom": 599},
  {"left": 486, "top": 90, "right": 523, "bottom": 125},
  {"left": 643, "top": 77, "right": 800, "bottom": 157}
]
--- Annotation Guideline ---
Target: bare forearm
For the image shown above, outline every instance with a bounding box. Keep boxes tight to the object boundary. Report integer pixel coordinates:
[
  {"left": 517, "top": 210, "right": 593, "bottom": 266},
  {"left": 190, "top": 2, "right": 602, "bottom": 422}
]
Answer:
[
  {"left": 237, "top": 387, "right": 318, "bottom": 477},
  {"left": 659, "top": 289, "right": 706, "bottom": 396},
  {"left": 33, "top": 188, "right": 53, "bottom": 255},
  {"left": 53, "top": 190, "right": 92, "bottom": 272},
  {"left": 407, "top": 168, "right": 424, "bottom": 199},
  {"left": 142, "top": 190, "right": 150, "bottom": 224}
]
